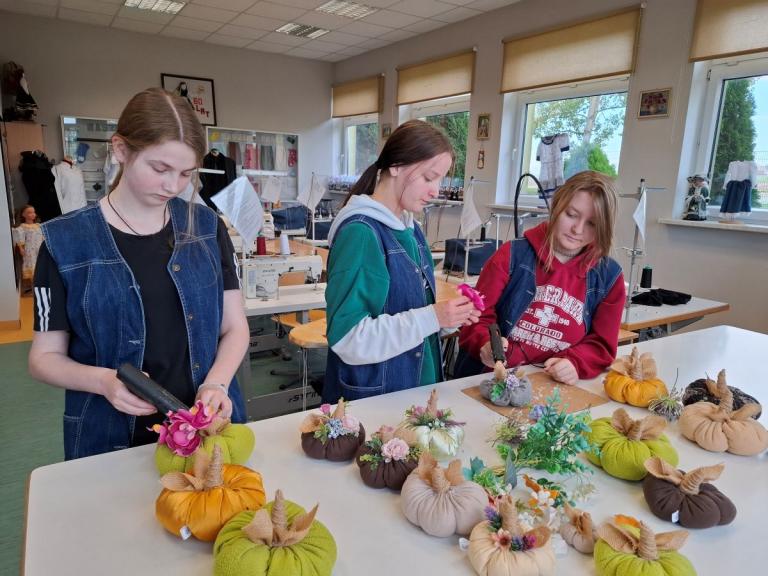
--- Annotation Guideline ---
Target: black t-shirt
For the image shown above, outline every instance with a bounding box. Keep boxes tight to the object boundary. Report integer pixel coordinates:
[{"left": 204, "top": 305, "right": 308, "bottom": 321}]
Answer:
[{"left": 34, "top": 217, "right": 240, "bottom": 446}]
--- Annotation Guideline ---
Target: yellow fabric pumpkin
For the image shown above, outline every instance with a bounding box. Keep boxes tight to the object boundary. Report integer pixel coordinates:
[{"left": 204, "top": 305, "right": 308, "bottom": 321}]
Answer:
[
  {"left": 468, "top": 495, "right": 555, "bottom": 576},
  {"left": 559, "top": 502, "right": 596, "bottom": 555},
  {"left": 604, "top": 347, "right": 667, "bottom": 407},
  {"left": 679, "top": 370, "right": 768, "bottom": 456},
  {"left": 155, "top": 445, "right": 266, "bottom": 542},
  {"left": 594, "top": 515, "right": 695, "bottom": 576}
]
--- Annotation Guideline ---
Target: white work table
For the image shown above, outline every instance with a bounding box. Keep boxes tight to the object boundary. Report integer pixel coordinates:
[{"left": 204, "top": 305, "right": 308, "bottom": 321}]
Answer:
[
  {"left": 622, "top": 295, "right": 729, "bottom": 333},
  {"left": 243, "top": 283, "right": 327, "bottom": 319},
  {"left": 24, "top": 326, "right": 768, "bottom": 575}
]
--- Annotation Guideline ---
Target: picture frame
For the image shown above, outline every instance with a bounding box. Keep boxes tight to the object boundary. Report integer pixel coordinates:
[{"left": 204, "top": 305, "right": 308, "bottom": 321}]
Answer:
[
  {"left": 638, "top": 88, "right": 671, "bottom": 119},
  {"left": 476, "top": 113, "right": 491, "bottom": 140},
  {"left": 381, "top": 123, "right": 392, "bottom": 139},
  {"left": 161, "top": 73, "right": 217, "bottom": 126}
]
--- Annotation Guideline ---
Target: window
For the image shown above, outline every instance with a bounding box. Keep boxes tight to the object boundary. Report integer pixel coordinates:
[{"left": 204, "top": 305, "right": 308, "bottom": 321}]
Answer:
[
  {"left": 513, "top": 81, "right": 628, "bottom": 199},
  {"left": 401, "top": 94, "right": 470, "bottom": 188},
  {"left": 341, "top": 113, "right": 378, "bottom": 177},
  {"left": 699, "top": 59, "right": 768, "bottom": 214}
]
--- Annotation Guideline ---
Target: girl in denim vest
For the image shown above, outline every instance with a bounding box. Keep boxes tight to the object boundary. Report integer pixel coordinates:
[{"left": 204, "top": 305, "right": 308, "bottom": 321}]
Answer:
[
  {"left": 456, "top": 171, "right": 626, "bottom": 385},
  {"left": 28, "top": 88, "right": 249, "bottom": 459},
  {"left": 323, "top": 120, "right": 482, "bottom": 402}
]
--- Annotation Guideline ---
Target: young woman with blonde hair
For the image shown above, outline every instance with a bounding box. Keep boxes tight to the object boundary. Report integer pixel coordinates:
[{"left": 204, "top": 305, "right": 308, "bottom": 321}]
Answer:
[
  {"left": 28, "top": 88, "right": 249, "bottom": 459},
  {"left": 455, "top": 170, "right": 626, "bottom": 384}
]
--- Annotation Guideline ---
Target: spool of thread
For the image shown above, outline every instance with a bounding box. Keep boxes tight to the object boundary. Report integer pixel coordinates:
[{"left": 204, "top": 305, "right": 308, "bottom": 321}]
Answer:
[
  {"left": 279, "top": 231, "right": 291, "bottom": 255},
  {"left": 640, "top": 266, "right": 653, "bottom": 288},
  {"left": 256, "top": 236, "right": 267, "bottom": 255}
]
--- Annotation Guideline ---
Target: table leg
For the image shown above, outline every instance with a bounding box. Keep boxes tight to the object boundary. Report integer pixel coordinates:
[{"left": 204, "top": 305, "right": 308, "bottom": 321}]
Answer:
[{"left": 301, "top": 347, "right": 308, "bottom": 412}]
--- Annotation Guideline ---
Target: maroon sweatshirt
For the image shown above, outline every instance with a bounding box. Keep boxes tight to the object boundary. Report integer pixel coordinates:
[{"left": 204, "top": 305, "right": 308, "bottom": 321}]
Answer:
[{"left": 458, "top": 222, "right": 625, "bottom": 379}]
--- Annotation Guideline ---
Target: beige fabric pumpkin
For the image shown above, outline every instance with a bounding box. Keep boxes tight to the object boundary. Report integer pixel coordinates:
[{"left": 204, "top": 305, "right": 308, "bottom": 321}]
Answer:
[
  {"left": 400, "top": 452, "right": 486, "bottom": 537},
  {"left": 468, "top": 495, "right": 555, "bottom": 576},
  {"left": 679, "top": 369, "right": 768, "bottom": 456},
  {"left": 559, "top": 502, "right": 596, "bottom": 554}
]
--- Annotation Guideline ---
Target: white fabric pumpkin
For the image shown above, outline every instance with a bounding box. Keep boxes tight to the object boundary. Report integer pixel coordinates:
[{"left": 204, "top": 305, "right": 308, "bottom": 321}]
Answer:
[{"left": 396, "top": 389, "right": 465, "bottom": 460}]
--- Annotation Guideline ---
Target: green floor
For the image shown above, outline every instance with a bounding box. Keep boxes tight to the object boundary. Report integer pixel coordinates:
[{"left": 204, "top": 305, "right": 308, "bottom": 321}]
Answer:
[{"left": 0, "top": 323, "right": 327, "bottom": 575}]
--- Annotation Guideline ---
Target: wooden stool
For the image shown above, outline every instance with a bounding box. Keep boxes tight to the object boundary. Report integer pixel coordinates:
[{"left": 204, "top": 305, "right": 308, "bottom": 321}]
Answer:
[{"left": 288, "top": 318, "right": 328, "bottom": 411}]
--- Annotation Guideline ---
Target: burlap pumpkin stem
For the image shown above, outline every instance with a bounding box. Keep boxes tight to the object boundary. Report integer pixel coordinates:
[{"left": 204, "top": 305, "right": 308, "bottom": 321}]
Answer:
[
  {"left": 243, "top": 490, "right": 319, "bottom": 547},
  {"left": 611, "top": 409, "right": 667, "bottom": 442},
  {"left": 597, "top": 518, "right": 688, "bottom": 562}
]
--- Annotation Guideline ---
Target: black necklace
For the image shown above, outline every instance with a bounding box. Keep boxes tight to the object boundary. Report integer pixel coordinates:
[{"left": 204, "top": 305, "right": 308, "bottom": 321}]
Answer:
[{"left": 107, "top": 193, "right": 168, "bottom": 236}]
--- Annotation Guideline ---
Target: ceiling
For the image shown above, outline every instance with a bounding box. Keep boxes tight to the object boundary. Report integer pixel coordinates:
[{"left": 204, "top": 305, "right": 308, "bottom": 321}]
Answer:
[{"left": 0, "top": 0, "right": 521, "bottom": 62}]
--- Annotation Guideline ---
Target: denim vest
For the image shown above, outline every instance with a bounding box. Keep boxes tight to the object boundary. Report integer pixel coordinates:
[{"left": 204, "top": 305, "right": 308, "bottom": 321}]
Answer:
[
  {"left": 324, "top": 215, "right": 442, "bottom": 402},
  {"left": 454, "top": 238, "right": 622, "bottom": 378},
  {"left": 42, "top": 198, "right": 246, "bottom": 460}
]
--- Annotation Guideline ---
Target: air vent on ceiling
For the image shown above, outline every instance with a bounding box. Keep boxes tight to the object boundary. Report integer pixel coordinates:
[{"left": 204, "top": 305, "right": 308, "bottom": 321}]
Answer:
[
  {"left": 275, "top": 23, "right": 330, "bottom": 39},
  {"left": 316, "top": 1, "right": 377, "bottom": 20}
]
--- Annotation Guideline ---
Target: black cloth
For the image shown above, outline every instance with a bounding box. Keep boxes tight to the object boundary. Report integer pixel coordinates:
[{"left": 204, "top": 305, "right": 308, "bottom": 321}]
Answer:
[
  {"left": 33, "top": 216, "right": 239, "bottom": 446},
  {"left": 443, "top": 238, "right": 498, "bottom": 276},
  {"left": 19, "top": 150, "right": 60, "bottom": 222},
  {"left": 200, "top": 151, "right": 236, "bottom": 210},
  {"left": 630, "top": 288, "right": 692, "bottom": 307}
]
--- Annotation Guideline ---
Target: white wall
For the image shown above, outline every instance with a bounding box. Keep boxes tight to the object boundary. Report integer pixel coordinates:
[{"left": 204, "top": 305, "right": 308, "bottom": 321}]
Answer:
[
  {"left": 334, "top": 0, "right": 768, "bottom": 333},
  {"left": 0, "top": 11, "right": 335, "bottom": 322}
]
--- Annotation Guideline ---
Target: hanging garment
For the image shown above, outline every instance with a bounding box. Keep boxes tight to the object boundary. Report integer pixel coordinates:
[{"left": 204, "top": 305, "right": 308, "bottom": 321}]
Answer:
[
  {"left": 260, "top": 144, "right": 275, "bottom": 171},
  {"left": 243, "top": 144, "right": 259, "bottom": 170},
  {"left": 52, "top": 161, "right": 86, "bottom": 213},
  {"left": 720, "top": 160, "right": 758, "bottom": 215},
  {"left": 288, "top": 148, "right": 298, "bottom": 168},
  {"left": 200, "top": 151, "right": 236, "bottom": 209},
  {"left": 227, "top": 141, "right": 242, "bottom": 167},
  {"left": 19, "top": 150, "right": 60, "bottom": 222},
  {"left": 275, "top": 136, "right": 288, "bottom": 171},
  {"left": 536, "top": 133, "right": 570, "bottom": 192}
]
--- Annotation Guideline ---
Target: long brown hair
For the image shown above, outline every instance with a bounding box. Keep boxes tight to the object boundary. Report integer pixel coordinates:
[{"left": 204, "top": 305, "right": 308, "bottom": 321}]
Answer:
[
  {"left": 543, "top": 170, "right": 618, "bottom": 270},
  {"left": 345, "top": 119, "right": 454, "bottom": 205}
]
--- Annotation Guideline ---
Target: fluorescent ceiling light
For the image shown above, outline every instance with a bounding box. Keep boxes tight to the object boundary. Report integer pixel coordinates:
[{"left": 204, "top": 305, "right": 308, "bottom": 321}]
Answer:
[
  {"left": 316, "top": 1, "right": 377, "bottom": 20},
  {"left": 123, "top": 0, "right": 186, "bottom": 15},
  {"left": 275, "top": 23, "right": 330, "bottom": 39}
]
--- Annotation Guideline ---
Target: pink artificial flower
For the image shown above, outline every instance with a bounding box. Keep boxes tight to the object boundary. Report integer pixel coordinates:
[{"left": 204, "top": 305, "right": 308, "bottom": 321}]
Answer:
[
  {"left": 411, "top": 406, "right": 425, "bottom": 417},
  {"left": 492, "top": 528, "right": 513, "bottom": 549},
  {"left": 458, "top": 283, "right": 486, "bottom": 311},
  {"left": 341, "top": 414, "right": 360, "bottom": 432},
  {"left": 153, "top": 401, "right": 214, "bottom": 457},
  {"left": 381, "top": 438, "right": 410, "bottom": 462},
  {"left": 319, "top": 403, "right": 332, "bottom": 415}
]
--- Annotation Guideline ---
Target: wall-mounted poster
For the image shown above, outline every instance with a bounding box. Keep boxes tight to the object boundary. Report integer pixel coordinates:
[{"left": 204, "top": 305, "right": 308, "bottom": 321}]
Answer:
[{"left": 161, "top": 73, "right": 217, "bottom": 126}]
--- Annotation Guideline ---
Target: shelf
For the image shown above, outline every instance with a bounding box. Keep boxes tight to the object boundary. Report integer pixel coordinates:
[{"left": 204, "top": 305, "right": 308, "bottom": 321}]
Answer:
[
  {"left": 658, "top": 217, "right": 768, "bottom": 235},
  {"left": 241, "top": 169, "right": 291, "bottom": 177}
]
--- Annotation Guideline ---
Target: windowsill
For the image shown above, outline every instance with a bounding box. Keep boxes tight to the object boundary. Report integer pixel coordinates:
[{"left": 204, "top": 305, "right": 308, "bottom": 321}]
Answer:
[
  {"left": 488, "top": 203, "right": 549, "bottom": 214},
  {"left": 659, "top": 217, "right": 768, "bottom": 234}
]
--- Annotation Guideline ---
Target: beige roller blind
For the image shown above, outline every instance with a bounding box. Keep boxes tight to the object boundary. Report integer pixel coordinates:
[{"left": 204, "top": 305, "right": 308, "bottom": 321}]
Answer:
[
  {"left": 332, "top": 76, "right": 382, "bottom": 118},
  {"left": 501, "top": 8, "right": 642, "bottom": 93},
  {"left": 397, "top": 50, "right": 475, "bottom": 106},
  {"left": 690, "top": 0, "right": 768, "bottom": 62}
]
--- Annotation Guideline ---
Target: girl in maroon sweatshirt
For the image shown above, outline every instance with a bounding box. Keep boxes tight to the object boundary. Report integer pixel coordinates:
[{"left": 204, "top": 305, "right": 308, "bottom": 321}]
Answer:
[{"left": 457, "top": 171, "right": 625, "bottom": 385}]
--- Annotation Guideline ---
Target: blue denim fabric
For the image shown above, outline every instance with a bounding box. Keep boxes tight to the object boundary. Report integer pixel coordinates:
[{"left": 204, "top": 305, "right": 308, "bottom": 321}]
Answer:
[
  {"left": 42, "top": 198, "right": 246, "bottom": 460},
  {"left": 323, "top": 215, "right": 441, "bottom": 402},
  {"left": 454, "top": 238, "right": 622, "bottom": 378}
]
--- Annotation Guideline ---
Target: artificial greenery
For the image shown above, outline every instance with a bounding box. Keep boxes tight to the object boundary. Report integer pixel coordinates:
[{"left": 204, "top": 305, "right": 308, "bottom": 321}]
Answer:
[
  {"left": 462, "top": 457, "right": 508, "bottom": 497},
  {"left": 358, "top": 435, "right": 421, "bottom": 471}
]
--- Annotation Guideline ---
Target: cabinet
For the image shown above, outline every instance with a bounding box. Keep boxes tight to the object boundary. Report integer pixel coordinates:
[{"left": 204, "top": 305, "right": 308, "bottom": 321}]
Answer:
[
  {"left": 3, "top": 121, "right": 45, "bottom": 214},
  {"left": 206, "top": 126, "right": 299, "bottom": 200},
  {"left": 60, "top": 116, "right": 118, "bottom": 203}
]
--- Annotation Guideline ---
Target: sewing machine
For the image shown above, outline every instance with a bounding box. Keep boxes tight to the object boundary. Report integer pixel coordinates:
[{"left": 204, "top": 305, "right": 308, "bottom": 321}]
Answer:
[{"left": 242, "top": 254, "right": 323, "bottom": 300}]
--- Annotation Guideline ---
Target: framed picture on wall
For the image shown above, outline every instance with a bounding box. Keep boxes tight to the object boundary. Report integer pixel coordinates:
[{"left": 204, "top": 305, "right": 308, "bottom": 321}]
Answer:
[
  {"left": 638, "top": 88, "right": 671, "bottom": 119},
  {"left": 476, "top": 113, "right": 491, "bottom": 140},
  {"left": 161, "top": 73, "right": 217, "bottom": 126}
]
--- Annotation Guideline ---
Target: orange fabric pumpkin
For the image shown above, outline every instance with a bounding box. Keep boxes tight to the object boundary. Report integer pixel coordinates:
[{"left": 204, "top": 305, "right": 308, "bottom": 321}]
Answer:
[
  {"left": 679, "top": 369, "right": 768, "bottom": 456},
  {"left": 155, "top": 444, "right": 266, "bottom": 541},
  {"left": 604, "top": 347, "right": 667, "bottom": 407}
]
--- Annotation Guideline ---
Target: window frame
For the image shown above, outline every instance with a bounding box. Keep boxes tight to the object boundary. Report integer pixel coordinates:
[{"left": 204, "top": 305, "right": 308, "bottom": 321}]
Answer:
[
  {"left": 502, "top": 76, "right": 630, "bottom": 206},
  {"left": 339, "top": 112, "right": 379, "bottom": 178},
  {"left": 694, "top": 55, "right": 768, "bottom": 222}
]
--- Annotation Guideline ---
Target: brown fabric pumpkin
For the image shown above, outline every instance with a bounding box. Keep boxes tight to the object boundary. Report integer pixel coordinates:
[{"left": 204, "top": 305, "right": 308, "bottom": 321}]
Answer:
[
  {"left": 679, "top": 369, "right": 768, "bottom": 456},
  {"left": 559, "top": 502, "right": 596, "bottom": 554},
  {"left": 355, "top": 426, "right": 419, "bottom": 491},
  {"left": 642, "top": 457, "right": 736, "bottom": 529},
  {"left": 300, "top": 399, "right": 366, "bottom": 462}
]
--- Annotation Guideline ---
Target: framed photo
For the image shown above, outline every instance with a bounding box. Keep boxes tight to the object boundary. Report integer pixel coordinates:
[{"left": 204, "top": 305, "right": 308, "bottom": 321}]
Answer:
[
  {"left": 161, "top": 73, "right": 217, "bottom": 126},
  {"left": 476, "top": 113, "right": 491, "bottom": 140},
  {"left": 381, "top": 123, "right": 392, "bottom": 139},
  {"left": 638, "top": 88, "right": 671, "bottom": 119}
]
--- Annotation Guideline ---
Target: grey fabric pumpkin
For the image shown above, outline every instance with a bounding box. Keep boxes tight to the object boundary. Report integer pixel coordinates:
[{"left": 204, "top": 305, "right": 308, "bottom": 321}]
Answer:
[{"left": 480, "top": 369, "right": 532, "bottom": 407}]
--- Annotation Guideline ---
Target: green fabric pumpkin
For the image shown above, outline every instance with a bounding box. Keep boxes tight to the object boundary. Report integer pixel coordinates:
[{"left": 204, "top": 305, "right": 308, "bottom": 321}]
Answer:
[
  {"left": 587, "top": 408, "right": 678, "bottom": 481},
  {"left": 594, "top": 517, "right": 696, "bottom": 576},
  {"left": 155, "top": 419, "right": 255, "bottom": 475},
  {"left": 214, "top": 490, "right": 337, "bottom": 576}
]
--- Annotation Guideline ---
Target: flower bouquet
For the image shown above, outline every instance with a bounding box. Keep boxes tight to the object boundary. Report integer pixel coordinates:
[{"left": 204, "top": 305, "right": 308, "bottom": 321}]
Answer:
[
  {"left": 300, "top": 398, "right": 365, "bottom": 461},
  {"left": 356, "top": 425, "right": 421, "bottom": 490},
  {"left": 395, "top": 389, "right": 465, "bottom": 459}
]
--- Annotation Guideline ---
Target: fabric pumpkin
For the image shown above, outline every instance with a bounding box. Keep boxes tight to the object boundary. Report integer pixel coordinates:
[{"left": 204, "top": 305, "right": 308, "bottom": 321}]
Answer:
[
  {"left": 356, "top": 425, "right": 420, "bottom": 491},
  {"left": 642, "top": 457, "right": 736, "bottom": 529},
  {"left": 396, "top": 389, "right": 465, "bottom": 460},
  {"left": 300, "top": 398, "right": 365, "bottom": 461},
  {"left": 480, "top": 365, "right": 532, "bottom": 407},
  {"left": 594, "top": 515, "right": 696, "bottom": 576},
  {"left": 214, "top": 489, "right": 336, "bottom": 576},
  {"left": 679, "top": 370, "right": 768, "bottom": 456},
  {"left": 155, "top": 417, "right": 255, "bottom": 475},
  {"left": 586, "top": 408, "right": 678, "bottom": 481},
  {"left": 559, "top": 502, "right": 596, "bottom": 554},
  {"left": 604, "top": 347, "right": 668, "bottom": 408},
  {"left": 155, "top": 445, "right": 266, "bottom": 542},
  {"left": 683, "top": 375, "right": 761, "bottom": 419},
  {"left": 401, "top": 452, "right": 487, "bottom": 537},
  {"left": 468, "top": 494, "right": 555, "bottom": 576}
]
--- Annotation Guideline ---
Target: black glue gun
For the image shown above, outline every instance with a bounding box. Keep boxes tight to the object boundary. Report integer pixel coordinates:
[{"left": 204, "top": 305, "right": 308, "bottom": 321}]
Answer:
[
  {"left": 116, "top": 363, "right": 188, "bottom": 414},
  {"left": 488, "top": 323, "right": 507, "bottom": 365}
]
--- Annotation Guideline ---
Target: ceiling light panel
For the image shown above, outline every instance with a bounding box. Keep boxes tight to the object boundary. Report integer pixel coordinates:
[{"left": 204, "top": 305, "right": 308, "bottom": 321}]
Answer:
[
  {"left": 316, "top": 1, "right": 378, "bottom": 20},
  {"left": 123, "top": 0, "right": 185, "bottom": 15},
  {"left": 275, "top": 23, "right": 330, "bottom": 39}
]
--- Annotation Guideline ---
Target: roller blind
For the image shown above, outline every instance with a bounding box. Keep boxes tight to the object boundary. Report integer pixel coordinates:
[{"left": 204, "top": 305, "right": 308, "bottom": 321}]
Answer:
[
  {"left": 501, "top": 8, "right": 642, "bottom": 93},
  {"left": 397, "top": 51, "right": 475, "bottom": 106},
  {"left": 332, "top": 76, "right": 382, "bottom": 118},
  {"left": 690, "top": 0, "right": 768, "bottom": 62}
]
